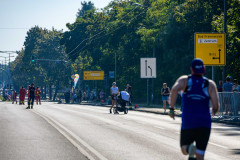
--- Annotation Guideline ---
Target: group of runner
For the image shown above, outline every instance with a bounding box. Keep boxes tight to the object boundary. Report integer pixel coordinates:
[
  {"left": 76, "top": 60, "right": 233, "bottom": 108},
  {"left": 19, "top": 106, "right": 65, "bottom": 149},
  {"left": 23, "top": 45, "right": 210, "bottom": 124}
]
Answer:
[
  {"left": 12, "top": 83, "right": 41, "bottom": 109},
  {"left": 9, "top": 58, "right": 220, "bottom": 160}
]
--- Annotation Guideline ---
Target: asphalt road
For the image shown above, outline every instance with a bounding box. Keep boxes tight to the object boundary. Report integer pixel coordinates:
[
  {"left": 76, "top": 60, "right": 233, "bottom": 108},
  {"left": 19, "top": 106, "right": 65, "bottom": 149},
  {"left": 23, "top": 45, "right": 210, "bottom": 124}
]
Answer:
[{"left": 1, "top": 102, "right": 240, "bottom": 160}]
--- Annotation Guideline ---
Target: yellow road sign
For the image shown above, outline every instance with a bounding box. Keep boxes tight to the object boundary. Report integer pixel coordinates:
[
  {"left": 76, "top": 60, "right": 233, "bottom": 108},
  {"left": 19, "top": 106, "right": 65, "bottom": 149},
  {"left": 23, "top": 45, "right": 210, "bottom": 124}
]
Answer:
[
  {"left": 84, "top": 71, "right": 104, "bottom": 80},
  {"left": 195, "top": 33, "right": 226, "bottom": 66}
]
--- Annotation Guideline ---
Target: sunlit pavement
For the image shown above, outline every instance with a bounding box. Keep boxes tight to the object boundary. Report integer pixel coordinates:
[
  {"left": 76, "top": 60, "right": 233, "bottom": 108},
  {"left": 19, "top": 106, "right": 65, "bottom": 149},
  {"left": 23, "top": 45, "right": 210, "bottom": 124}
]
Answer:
[{"left": 1, "top": 102, "right": 240, "bottom": 160}]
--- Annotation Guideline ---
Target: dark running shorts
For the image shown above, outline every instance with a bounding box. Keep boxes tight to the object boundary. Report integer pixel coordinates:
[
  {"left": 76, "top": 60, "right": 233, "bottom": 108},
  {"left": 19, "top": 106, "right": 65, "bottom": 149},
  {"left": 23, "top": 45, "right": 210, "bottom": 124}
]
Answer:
[
  {"left": 180, "top": 127, "right": 211, "bottom": 152},
  {"left": 111, "top": 95, "right": 117, "bottom": 100}
]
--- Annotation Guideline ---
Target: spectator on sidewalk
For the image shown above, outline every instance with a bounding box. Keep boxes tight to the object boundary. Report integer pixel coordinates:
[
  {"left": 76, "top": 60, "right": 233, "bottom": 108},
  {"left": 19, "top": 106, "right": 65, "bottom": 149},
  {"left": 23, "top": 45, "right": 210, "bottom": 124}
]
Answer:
[
  {"left": 126, "top": 84, "right": 132, "bottom": 106},
  {"left": 161, "top": 83, "right": 170, "bottom": 113},
  {"left": 77, "top": 89, "right": 82, "bottom": 103},
  {"left": 217, "top": 80, "right": 223, "bottom": 92},
  {"left": 232, "top": 79, "right": 240, "bottom": 116},
  {"left": 99, "top": 90, "right": 105, "bottom": 102},
  {"left": 64, "top": 91, "right": 70, "bottom": 104},
  {"left": 73, "top": 92, "right": 77, "bottom": 103},
  {"left": 223, "top": 76, "right": 233, "bottom": 115},
  {"left": 82, "top": 91, "right": 86, "bottom": 101},
  {"left": 232, "top": 79, "right": 239, "bottom": 92}
]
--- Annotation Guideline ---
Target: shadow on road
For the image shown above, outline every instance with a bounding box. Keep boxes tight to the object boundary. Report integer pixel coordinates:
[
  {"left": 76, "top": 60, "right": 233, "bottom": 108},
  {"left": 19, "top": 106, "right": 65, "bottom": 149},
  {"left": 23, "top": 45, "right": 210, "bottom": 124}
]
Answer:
[{"left": 231, "top": 149, "right": 240, "bottom": 155}]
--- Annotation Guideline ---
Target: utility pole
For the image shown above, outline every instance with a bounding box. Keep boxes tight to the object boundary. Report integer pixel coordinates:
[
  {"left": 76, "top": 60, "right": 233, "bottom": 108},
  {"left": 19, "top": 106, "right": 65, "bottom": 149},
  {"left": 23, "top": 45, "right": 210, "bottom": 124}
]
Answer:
[
  {"left": 115, "top": 52, "right": 117, "bottom": 83},
  {"left": 152, "top": 47, "right": 155, "bottom": 104},
  {"left": 223, "top": 0, "right": 227, "bottom": 82},
  {"left": 1, "top": 61, "right": 3, "bottom": 88}
]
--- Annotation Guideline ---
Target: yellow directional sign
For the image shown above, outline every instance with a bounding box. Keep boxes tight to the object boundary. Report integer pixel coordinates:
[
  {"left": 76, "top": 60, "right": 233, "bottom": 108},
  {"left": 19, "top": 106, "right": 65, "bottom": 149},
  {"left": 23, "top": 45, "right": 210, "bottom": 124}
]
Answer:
[
  {"left": 84, "top": 71, "right": 104, "bottom": 80},
  {"left": 195, "top": 33, "right": 226, "bottom": 66}
]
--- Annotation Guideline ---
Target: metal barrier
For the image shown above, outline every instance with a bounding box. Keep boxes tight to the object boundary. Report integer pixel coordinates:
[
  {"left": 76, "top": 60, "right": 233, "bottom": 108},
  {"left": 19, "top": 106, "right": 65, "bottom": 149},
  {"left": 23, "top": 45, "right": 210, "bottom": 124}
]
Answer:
[{"left": 217, "top": 92, "right": 240, "bottom": 118}]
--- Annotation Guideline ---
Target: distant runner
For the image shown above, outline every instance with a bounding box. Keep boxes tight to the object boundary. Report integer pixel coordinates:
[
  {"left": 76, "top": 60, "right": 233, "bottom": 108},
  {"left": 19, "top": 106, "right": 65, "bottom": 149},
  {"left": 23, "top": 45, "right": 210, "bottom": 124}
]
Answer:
[
  {"left": 110, "top": 82, "right": 119, "bottom": 114},
  {"left": 26, "top": 83, "right": 35, "bottom": 109},
  {"left": 169, "top": 58, "right": 219, "bottom": 160},
  {"left": 35, "top": 87, "right": 41, "bottom": 105},
  {"left": 19, "top": 86, "right": 27, "bottom": 105}
]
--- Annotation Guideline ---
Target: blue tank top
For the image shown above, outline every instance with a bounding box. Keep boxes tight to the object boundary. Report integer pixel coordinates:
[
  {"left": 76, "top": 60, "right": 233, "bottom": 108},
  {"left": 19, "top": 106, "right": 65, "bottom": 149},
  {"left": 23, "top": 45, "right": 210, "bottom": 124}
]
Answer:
[{"left": 181, "top": 75, "right": 211, "bottom": 129}]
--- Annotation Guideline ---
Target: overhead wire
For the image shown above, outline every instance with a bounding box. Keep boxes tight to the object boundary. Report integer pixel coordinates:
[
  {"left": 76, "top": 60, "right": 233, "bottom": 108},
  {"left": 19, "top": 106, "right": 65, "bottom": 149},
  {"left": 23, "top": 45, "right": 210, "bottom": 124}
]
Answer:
[
  {"left": 71, "top": 8, "right": 148, "bottom": 56},
  {"left": 67, "top": 5, "right": 139, "bottom": 56},
  {"left": 66, "top": 1, "right": 147, "bottom": 58}
]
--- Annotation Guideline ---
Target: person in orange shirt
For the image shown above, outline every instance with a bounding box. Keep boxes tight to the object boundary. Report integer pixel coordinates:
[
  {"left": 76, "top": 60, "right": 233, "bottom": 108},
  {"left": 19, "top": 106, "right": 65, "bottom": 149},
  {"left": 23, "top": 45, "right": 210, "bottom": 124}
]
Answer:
[
  {"left": 19, "top": 86, "right": 27, "bottom": 105},
  {"left": 35, "top": 87, "right": 41, "bottom": 105}
]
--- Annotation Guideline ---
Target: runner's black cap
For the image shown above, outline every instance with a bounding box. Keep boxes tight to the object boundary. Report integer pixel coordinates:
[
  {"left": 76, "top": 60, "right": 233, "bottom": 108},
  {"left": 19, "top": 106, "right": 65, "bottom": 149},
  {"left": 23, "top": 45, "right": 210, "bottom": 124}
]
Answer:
[{"left": 191, "top": 58, "right": 205, "bottom": 74}]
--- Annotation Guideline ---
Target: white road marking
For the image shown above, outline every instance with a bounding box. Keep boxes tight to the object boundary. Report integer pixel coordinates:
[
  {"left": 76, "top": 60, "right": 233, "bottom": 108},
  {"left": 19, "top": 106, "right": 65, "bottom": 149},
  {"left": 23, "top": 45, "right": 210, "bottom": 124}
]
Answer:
[
  {"left": 32, "top": 110, "right": 108, "bottom": 160},
  {"left": 175, "top": 132, "right": 180, "bottom": 135},
  {"left": 209, "top": 142, "right": 228, "bottom": 149},
  {"left": 154, "top": 126, "right": 165, "bottom": 130}
]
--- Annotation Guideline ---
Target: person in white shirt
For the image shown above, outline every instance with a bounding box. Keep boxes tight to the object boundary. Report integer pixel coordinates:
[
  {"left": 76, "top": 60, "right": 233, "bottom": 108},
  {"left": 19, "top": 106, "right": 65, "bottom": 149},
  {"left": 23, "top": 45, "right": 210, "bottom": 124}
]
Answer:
[{"left": 110, "top": 82, "right": 119, "bottom": 114}]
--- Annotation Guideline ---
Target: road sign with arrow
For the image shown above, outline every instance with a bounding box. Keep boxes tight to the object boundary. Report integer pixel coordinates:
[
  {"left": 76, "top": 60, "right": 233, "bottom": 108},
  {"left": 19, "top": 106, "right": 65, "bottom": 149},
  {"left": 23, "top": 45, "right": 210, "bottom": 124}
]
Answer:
[
  {"left": 195, "top": 33, "right": 226, "bottom": 66},
  {"left": 140, "top": 58, "right": 156, "bottom": 78}
]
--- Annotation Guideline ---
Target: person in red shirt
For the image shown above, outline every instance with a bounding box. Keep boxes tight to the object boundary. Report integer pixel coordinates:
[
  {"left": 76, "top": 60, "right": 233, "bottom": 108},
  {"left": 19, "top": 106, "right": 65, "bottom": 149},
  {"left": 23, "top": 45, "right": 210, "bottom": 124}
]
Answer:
[
  {"left": 12, "top": 90, "right": 18, "bottom": 104},
  {"left": 35, "top": 87, "right": 41, "bottom": 105},
  {"left": 19, "top": 86, "right": 27, "bottom": 105}
]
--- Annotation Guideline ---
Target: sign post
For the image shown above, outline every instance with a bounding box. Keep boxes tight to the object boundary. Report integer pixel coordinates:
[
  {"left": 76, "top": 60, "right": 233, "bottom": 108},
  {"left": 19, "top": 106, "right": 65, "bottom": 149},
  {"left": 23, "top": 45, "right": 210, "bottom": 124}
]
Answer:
[
  {"left": 109, "top": 71, "right": 114, "bottom": 79},
  {"left": 195, "top": 33, "right": 226, "bottom": 81},
  {"left": 140, "top": 58, "right": 156, "bottom": 78},
  {"left": 84, "top": 71, "right": 104, "bottom": 80},
  {"left": 140, "top": 58, "right": 156, "bottom": 105}
]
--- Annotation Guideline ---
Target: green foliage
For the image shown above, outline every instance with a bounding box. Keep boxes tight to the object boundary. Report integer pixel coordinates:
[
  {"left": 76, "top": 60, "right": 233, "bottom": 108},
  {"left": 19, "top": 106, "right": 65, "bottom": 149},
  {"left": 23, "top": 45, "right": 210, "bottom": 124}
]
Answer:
[
  {"left": 76, "top": 1, "right": 95, "bottom": 18},
  {"left": 59, "top": 0, "right": 240, "bottom": 102},
  {"left": 11, "top": 0, "right": 240, "bottom": 102},
  {"left": 11, "top": 26, "right": 71, "bottom": 91}
]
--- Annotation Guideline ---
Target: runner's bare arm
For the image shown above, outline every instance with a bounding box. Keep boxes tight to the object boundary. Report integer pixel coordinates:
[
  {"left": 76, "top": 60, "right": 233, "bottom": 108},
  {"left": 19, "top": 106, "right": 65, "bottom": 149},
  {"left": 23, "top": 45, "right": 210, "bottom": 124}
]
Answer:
[
  {"left": 208, "top": 80, "right": 219, "bottom": 115},
  {"left": 170, "top": 75, "right": 188, "bottom": 109}
]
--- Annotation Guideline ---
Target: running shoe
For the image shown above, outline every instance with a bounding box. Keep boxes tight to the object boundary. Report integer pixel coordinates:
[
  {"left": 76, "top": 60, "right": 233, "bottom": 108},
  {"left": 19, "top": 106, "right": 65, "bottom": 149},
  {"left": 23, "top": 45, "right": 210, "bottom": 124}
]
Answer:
[
  {"left": 188, "top": 142, "right": 196, "bottom": 159},
  {"left": 109, "top": 109, "right": 112, "bottom": 114}
]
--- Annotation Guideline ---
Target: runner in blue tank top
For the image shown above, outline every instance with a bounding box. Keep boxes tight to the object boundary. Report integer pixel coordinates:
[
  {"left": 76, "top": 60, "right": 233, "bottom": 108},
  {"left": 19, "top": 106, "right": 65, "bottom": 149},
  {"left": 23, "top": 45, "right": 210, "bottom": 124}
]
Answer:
[{"left": 169, "top": 59, "right": 219, "bottom": 160}]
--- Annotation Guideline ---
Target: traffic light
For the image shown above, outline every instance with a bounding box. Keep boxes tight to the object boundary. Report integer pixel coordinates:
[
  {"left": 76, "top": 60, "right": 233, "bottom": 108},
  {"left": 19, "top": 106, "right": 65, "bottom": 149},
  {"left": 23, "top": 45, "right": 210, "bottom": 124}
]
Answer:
[{"left": 31, "top": 55, "right": 35, "bottom": 62}]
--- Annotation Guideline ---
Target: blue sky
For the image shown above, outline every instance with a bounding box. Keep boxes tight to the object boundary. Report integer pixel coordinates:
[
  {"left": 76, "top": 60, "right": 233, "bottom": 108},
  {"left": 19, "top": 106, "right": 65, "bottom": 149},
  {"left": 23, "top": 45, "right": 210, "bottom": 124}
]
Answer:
[{"left": 0, "top": 0, "right": 112, "bottom": 61}]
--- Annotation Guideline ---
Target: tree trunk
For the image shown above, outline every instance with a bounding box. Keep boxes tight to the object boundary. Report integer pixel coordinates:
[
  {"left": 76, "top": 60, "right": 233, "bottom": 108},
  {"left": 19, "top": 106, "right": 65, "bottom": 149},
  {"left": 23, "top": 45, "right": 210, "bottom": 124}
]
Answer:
[
  {"left": 49, "top": 85, "right": 52, "bottom": 100},
  {"left": 44, "top": 85, "right": 47, "bottom": 99},
  {"left": 53, "top": 83, "right": 59, "bottom": 101}
]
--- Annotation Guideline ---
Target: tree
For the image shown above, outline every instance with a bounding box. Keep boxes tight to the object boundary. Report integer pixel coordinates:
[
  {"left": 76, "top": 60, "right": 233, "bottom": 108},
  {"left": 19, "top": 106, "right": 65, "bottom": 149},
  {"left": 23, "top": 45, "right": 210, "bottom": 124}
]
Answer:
[
  {"left": 11, "top": 26, "right": 72, "bottom": 100},
  {"left": 76, "top": 1, "right": 95, "bottom": 18}
]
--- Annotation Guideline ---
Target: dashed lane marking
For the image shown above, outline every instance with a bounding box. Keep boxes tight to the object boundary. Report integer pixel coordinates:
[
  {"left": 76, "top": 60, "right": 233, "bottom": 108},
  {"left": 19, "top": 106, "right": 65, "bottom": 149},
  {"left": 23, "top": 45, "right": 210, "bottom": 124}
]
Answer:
[{"left": 209, "top": 142, "right": 228, "bottom": 149}]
